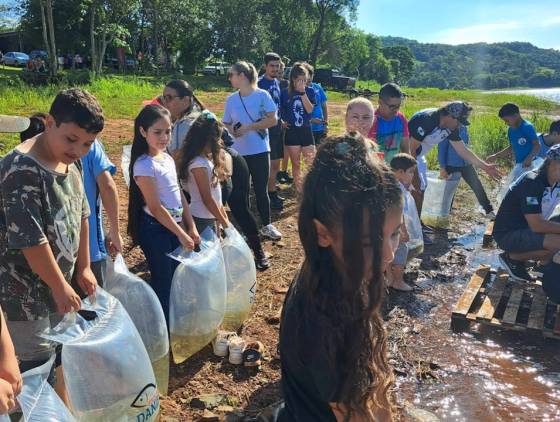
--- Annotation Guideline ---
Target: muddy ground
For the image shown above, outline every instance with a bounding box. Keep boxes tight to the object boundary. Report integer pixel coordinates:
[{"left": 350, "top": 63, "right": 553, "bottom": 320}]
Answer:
[{"left": 101, "top": 118, "right": 538, "bottom": 422}]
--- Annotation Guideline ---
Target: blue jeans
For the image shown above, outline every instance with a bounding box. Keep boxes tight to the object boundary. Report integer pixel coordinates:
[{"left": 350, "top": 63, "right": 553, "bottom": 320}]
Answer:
[{"left": 138, "top": 212, "right": 180, "bottom": 324}]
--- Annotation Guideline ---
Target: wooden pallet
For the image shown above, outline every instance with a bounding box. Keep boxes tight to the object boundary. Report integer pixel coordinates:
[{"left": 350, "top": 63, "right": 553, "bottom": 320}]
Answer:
[
  {"left": 451, "top": 265, "right": 560, "bottom": 340},
  {"left": 482, "top": 221, "right": 494, "bottom": 248}
]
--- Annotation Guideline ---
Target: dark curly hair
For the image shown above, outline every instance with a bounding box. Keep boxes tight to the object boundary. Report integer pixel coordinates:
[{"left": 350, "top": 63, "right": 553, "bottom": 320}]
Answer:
[{"left": 296, "top": 132, "right": 400, "bottom": 420}]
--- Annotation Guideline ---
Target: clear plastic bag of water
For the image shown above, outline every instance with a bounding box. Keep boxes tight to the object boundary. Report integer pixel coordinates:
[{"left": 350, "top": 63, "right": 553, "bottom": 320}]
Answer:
[
  {"left": 403, "top": 190, "right": 424, "bottom": 259},
  {"left": 15, "top": 355, "right": 75, "bottom": 421},
  {"left": 105, "top": 254, "right": 170, "bottom": 396},
  {"left": 497, "top": 157, "right": 544, "bottom": 204},
  {"left": 421, "top": 171, "right": 461, "bottom": 228},
  {"left": 42, "top": 288, "right": 160, "bottom": 422},
  {"left": 122, "top": 145, "right": 131, "bottom": 188},
  {"left": 168, "top": 228, "right": 227, "bottom": 364},
  {"left": 220, "top": 226, "right": 257, "bottom": 331}
]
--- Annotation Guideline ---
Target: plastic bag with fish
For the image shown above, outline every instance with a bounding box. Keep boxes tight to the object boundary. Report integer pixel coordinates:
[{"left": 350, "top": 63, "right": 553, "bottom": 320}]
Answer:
[
  {"left": 105, "top": 254, "right": 170, "bottom": 395},
  {"left": 168, "top": 228, "right": 227, "bottom": 364},
  {"left": 403, "top": 189, "right": 424, "bottom": 259},
  {"left": 15, "top": 355, "right": 75, "bottom": 421},
  {"left": 42, "top": 288, "right": 159, "bottom": 422},
  {"left": 421, "top": 171, "right": 461, "bottom": 228},
  {"left": 220, "top": 226, "right": 257, "bottom": 331},
  {"left": 122, "top": 145, "right": 131, "bottom": 188}
]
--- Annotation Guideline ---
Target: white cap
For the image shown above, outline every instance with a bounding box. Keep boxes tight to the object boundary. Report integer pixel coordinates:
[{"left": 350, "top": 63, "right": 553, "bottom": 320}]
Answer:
[{"left": 0, "top": 115, "right": 31, "bottom": 133}]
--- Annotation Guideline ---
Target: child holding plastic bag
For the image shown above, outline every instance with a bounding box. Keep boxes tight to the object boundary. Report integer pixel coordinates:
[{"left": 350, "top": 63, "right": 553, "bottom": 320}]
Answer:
[
  {"left": 127, "top": 104, "right": 200, "bottom": 321},
  {"left": 387, "top": 153, "right": 418, "bottom": 292},
  {"left": 278, "top": 133, "right": 400, "bottom": 421},
  {"left": 0, "top": 91, "right": 101, "bottom": 398},
  {"left": 0, "top": 311, "right": 21, "bottom": 414},
  {"left": 177, "top": 111, "right": 230, "bottom": 234}
]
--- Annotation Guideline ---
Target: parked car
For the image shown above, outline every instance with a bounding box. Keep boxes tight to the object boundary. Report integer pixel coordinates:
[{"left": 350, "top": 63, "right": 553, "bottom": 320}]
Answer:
[
  {"left": 201, "top": 62, "right": 231, "bottom": 76},
  {"left": 314, "top": 68, "right": 356, "bottom": 91},
  {"left": 29, "top": 50, "right": 48, "bottom": 60},
  {"left": 1, "top": 52, "right": 29, "bottom": 67}
]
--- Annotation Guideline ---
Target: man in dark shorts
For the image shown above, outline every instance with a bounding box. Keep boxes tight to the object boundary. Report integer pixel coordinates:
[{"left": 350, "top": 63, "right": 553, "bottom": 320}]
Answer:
[
  {"left": 258, "top": 52, "right": 284, "bottom": 210},
  {"left": 493, "top": 144, "right": 560, "bottom": 281}
]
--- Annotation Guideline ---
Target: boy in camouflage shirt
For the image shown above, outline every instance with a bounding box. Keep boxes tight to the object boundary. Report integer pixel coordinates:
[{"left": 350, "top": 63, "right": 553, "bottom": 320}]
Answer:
[{"left": 0, "top": 89, "right": 104, "bottom": 374}]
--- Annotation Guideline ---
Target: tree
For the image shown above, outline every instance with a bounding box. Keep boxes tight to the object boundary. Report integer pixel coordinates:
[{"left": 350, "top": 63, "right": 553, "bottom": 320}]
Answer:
[
  {"left": 308, "top": 0, "right": 359, "bottom": 65},
  {"left": 382, "top": 45, "right": 415, "bottom": 84},
  {"left": 88, "top": 0, "right": 136, "bottom": 75},
  {"left": 39, "top": 0, "right": 58, "bottom": 75}
]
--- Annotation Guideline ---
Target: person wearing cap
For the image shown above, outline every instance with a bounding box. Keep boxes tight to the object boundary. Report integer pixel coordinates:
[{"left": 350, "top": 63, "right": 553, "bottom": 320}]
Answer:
[
  {"left": 493, "top": 144, "right": 560, "bottom": 282},
  {"left": 408, "top": 102, "right": 501, "bottom": 230}
]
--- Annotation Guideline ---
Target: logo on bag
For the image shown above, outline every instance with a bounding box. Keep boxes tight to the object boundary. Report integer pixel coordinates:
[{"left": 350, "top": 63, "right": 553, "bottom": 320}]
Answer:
[
  {"left": 526, "top": 196, "right": 539, "bottom": 205},
  {"left": 132, "top": 383, "right": 160, "bottom": 422},
  {"left": 418, "top": 127, "right": 425, "bottom": 136},
  {"left": 518, "top": 137, "right": 527, "bottom": 145}
]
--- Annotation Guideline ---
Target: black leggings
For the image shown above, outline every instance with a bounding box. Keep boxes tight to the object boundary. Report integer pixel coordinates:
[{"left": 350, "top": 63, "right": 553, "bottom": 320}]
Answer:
[
  {"left": 223, "top": 150, "right": 260, "bottom": 237},
  {"left": 242, "top": 152, "right": 271, "bottom": 226}
]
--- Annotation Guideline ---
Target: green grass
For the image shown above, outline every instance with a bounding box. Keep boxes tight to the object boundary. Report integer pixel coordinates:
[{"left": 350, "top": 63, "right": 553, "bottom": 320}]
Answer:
[{"left": 1, "top": 71, "right": 559, "bottom": 161}]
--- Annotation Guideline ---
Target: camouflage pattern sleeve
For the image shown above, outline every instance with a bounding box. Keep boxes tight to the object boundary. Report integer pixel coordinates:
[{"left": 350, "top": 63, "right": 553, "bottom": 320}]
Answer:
[{"left": 1, "top": 160, "right": 48, "bottom": 250}]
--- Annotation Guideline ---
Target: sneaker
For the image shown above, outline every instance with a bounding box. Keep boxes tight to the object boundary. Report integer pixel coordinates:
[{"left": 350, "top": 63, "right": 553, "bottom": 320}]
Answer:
[
  {"left": 423, "top": 234, "right": 434, "bottom": 245},
  {"left": 421, "top": 223, "right": 434, "bottom": 234},
  {"left": 499, "top": 252, "right": 534, "bottom": 282},
  {"left": 260, "top": 224, "right": 282, "bottom": 241},
  {"left": 254, "top": 248, "right": 270, "bottom": 271},
  {"left": 485, "top": 211, "right": 496, "bottom": 220},
  {"left": 276, "top": 171, "right": 289, "bottom": 184},
  {"left": 228, "top": 336, "right": 246, "bottom": 365},
  {"left": 269, "top": 193, "right": 284, "bottom": 210},
  {"left": 212, "top": 331, "right": 234, "bottom": 357}
]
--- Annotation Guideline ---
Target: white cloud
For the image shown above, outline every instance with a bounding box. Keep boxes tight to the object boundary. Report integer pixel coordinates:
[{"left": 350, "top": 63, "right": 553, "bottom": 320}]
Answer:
[
  {"left": 429, "top": 21, "right": 522, "bottom": 45},
  {"left": 541, "top": 16, "right": 560, "bottom": 28}
]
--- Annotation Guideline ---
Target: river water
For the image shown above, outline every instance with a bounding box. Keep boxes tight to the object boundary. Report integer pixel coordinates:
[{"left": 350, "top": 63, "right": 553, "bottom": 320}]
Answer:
[
  {"left": 489, "top": 88, "right": 560, "bottom": 104},
  {"left": 393, "top": 194, "right": 560, "bottom": 421}
]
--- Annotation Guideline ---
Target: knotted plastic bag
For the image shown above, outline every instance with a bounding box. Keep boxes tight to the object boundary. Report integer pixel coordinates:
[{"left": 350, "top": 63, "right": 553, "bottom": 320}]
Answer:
[
  {"left": 421, "top": 171, "right": 461, "bottom": 228},
  {"left": 42, "top": 288, "right": 160, "bottom": 422},
  {"left": 403, "top": 190, "right": 423, "bottom": 259},
  {"left": 221, "top": 226, "right": 257, "bottom": 331},
  {"left": 105, "top": 254, "right": 170, "bottom": 396},
  {"left": 122, "top": 145, "right": 131, "bottom": 188},
  {"left": 15, "top": 355, "right": 75, "bottom": 421},
  {"left": 168, "top": 228, "right": 227, "bottom": 364}
]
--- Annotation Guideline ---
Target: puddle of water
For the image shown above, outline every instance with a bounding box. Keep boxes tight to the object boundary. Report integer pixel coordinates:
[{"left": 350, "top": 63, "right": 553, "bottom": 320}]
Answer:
[{"left": 397, "top": 226, "right": 560, "bottom": 421}]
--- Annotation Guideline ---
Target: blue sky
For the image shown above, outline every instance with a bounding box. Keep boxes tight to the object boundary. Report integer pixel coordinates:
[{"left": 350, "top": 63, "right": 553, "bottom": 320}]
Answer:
[{"left": 356, "top": 0, "right": 560, "bottom": 50}]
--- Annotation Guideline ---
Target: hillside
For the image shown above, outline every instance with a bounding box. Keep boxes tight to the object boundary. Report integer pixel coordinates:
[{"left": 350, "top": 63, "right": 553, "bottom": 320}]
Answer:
[{"left": 381, "top": 36, "right": 560, "bottom": 89}]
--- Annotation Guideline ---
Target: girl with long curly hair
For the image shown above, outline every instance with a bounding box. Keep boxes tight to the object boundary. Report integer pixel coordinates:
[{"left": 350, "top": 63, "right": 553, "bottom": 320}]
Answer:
[{"left": 279, "top": 133, "right": 401, "bottom": 421}]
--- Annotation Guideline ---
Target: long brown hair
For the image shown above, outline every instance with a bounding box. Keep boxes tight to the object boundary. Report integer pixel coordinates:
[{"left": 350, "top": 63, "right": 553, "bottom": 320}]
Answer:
[
  {"left": 127, "top": 105, "right": 171, "bottom": 245},
  {"left": 288, "top": 62, "right": 309, "bottom": 96},
  {"left": 177, "top": 112, "right": 226, "bottom": 187},
  {"left": 297, "top": 133, "right": 399, "bottom": 420}
]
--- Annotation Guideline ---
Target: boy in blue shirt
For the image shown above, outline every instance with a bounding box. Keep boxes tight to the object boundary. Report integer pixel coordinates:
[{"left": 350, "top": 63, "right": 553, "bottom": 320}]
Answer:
[
  {"left": 303, "top": 63, "right": 328, "bottom": 145},
  {"left": 487, "top": 103, "right": 540, "bottom": 168},
  {"left": 82, "top": 139, "right": 122, "bottom": 287},
  {"left": 438, "top": 126, "right": 494, "bottom": 217},
  {"left": 537, "top": 120, "right": 560, "bottom": 159}
]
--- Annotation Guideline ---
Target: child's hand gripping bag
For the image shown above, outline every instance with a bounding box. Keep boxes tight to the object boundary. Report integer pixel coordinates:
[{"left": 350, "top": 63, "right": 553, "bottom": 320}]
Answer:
[
  {"left": 403, "top": 190, "right": 424, "bottom": 259},
  {"left": 16, "top": 355, "right": 75, "bottom": 421},
  {"left": 105, "top": 254, "right": 170, "bottom": 396},
  {"left": 220, "top": 226, "right": 257, "bottom": 331},
  {"left": 168, "top": 228, "right": 227, "bottom": 364},
  {"left": 42, "top": 288, "right": 160, "bottom": 422},
  {"left": 421, "top": 171, "right": 461, "bottom": 228},
  {"left": 122, "top": 145, "right": 131, "bottom": 188}
]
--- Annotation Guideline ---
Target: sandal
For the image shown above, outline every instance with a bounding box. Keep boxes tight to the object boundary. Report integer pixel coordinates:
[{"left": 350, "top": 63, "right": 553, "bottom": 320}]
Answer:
[{"left": 243, "top": 341, "right": 264, "bottom": 368}]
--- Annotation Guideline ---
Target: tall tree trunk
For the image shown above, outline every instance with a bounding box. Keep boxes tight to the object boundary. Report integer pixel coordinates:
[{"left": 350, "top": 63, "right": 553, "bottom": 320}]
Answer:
[
  {"left": 45, "top": 0, "right": 57, "bottom": 75},
  {"left": 90, "top": 7, "right": 97, "bottom": 74},
  {"left": 40, "top": 0, "right": 57, "bottom": 76},
  {"left": 309, "top": 6, "right": 326, "bottom": 65}
]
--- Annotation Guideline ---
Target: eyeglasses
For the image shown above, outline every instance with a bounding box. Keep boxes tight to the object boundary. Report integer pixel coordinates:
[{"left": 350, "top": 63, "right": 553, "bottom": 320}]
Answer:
[
  {"left": 163, "top": 94, "right": 183, "bottom": 103},
  {"left": 382, "top": 100, "right": 402, "bottom": 111}
]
